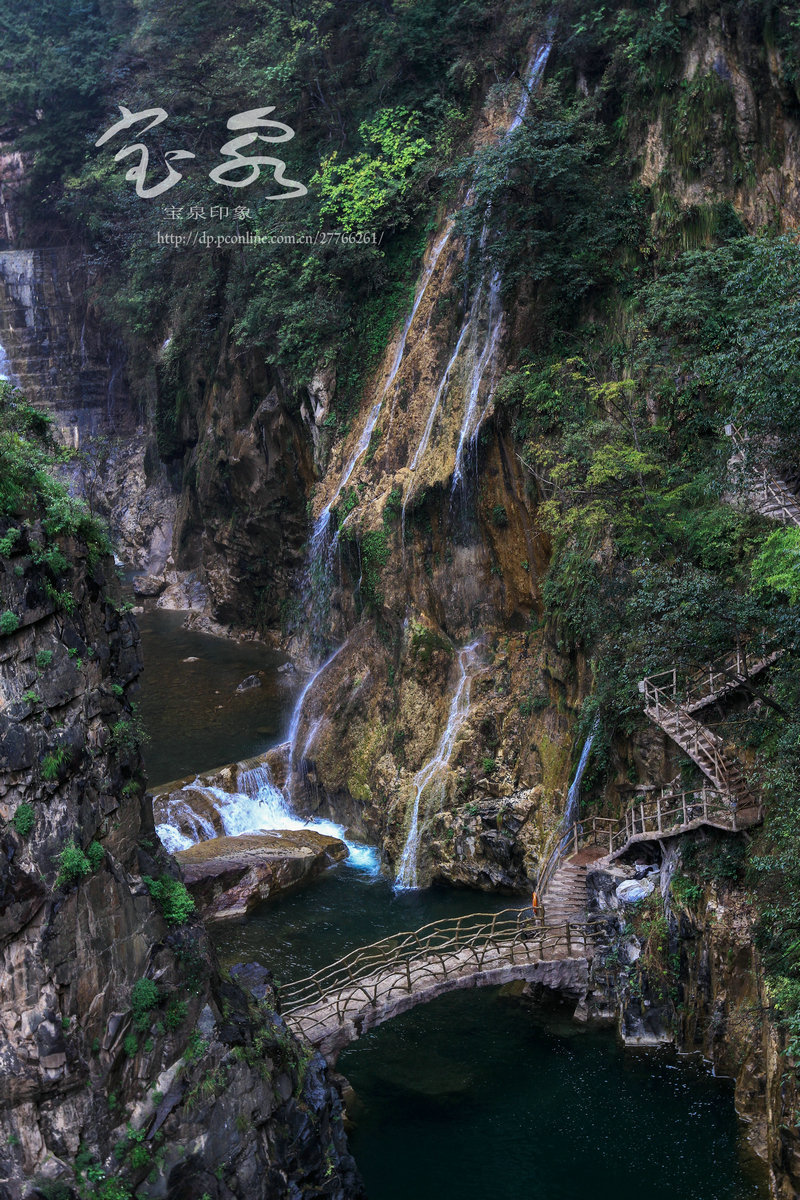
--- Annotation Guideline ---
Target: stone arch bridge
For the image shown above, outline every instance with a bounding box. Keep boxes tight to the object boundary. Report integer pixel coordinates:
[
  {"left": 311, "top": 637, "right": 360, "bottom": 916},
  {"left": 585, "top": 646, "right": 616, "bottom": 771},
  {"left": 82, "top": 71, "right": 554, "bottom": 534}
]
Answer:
[{"left": 280, "top": 909, "right": 593, "bottom": 1059}]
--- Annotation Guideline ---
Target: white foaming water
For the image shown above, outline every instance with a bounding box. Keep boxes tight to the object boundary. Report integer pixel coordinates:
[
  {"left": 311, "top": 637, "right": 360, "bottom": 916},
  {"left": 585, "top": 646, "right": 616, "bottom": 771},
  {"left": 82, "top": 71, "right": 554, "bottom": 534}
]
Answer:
[
  {"left": 0, "top": 337, "right": 14, "bottom": 383},
  {"left": 559, "top": 723, "right": 598, "bottom": 853},
  {"left": 156, "top": 647, "right": 381, "bottom": 872},
  {"left": 395, "top": 641, "right": 481, "bottom": 889},
  {"left": 236, "top": 763, "right": 272, "bottom": 795},
  {"left": 156, "top": 777, "right": 380, "bottom": 874}
]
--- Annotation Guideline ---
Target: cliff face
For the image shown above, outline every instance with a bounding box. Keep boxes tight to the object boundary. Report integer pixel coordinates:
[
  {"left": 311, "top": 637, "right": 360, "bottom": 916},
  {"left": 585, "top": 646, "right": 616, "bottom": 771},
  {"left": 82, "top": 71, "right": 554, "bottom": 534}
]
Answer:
[
  {"left": 0, "top": 487, "right": 360, "bottom": 1197},
  {"left": 581, "top": 858, "right": 800, "bottom": 1200},
  {"left": 0, "top": 234, "right": 178, "bottom": 576}
]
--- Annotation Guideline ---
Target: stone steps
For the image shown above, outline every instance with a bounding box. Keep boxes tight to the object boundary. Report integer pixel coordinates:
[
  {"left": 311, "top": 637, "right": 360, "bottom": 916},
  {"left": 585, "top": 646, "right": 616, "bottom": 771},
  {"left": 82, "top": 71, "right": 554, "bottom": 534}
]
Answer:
[{"left": 540, "top": 860, "right": 588, "bottom": 925}]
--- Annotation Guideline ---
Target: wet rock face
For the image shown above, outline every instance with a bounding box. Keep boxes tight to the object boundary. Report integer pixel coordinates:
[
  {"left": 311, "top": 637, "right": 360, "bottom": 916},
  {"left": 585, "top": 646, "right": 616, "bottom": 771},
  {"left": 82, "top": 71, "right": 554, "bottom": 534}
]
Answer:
[
  {"left": 172, "top": 358, "right": 315, "bottom": 634},
  {"left": 176, "top": 830, "right": 348, "bottom": 920},
  {"left": 0, "top": 248, "right": 128, "bottom": 437},
  {"left": 0, "top": 534, "right": 361, "bottom": 1198},
  {"left": 580, "top": 856, "right": 800, "bottom": 1197}
]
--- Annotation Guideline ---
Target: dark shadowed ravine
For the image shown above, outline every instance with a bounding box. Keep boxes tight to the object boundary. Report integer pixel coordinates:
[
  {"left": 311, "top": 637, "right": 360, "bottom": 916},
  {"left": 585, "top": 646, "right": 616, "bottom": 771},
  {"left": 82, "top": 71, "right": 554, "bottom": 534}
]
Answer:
[{"left": 140, "top": 622, "right": 768, "bottom": 1200}]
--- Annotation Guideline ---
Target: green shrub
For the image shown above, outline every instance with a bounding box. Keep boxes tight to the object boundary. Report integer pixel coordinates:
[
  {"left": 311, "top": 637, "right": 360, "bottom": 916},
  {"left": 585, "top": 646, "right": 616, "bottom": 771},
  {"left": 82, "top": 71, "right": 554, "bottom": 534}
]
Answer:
[
  {"left": 670, "top": 873, "right": 704, "bottom": 907},
  {"left": 86, "top": 841, "right": 105, "bottom": 872},
  {"left": 144, "top": 875, "right": 195, "bottom": 925},
  {"left": 491, "top": 504, "right": 509, "bottom": 527},
  {"left": 481, "top": 756, "right": 496, "bottom": 775},
  {"left": 123, "top": 1033, "right": 138, "bottom": 1058},
  {"left": 0, "top": 611, "right": 19, "bottom": 636},
  {"left": 12, "top": 803, "right": 35, "bottom": 837},
  {"left": 130, "top": 978, "right": 159, "bottom": 1024},
  {"left": 164, "top": 998, "right": 188, "bottom": 1031},
  {"left": 35, "top": 649, "right": 53, "bottom": 670},
  {"left": 41, "top": 746, "right": 70, "bottom": 781},
  {"left": 55, "top": 840, "right": 92, "bottom": 886},
  {"left": 0, "top": 526, "right": 20, "bottom": 556}
]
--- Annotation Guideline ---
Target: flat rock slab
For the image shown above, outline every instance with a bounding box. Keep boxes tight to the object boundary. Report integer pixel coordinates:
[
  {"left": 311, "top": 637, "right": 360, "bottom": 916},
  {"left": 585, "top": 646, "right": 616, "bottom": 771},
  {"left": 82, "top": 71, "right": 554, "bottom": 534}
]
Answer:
[{"left": 176, "top": 830, "right": 347, "bottom": 921}]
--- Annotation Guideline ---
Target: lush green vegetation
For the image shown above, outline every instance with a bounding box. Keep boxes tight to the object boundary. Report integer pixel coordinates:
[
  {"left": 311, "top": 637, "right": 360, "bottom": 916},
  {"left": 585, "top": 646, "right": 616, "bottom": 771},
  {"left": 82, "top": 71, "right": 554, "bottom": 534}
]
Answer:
[
  {"left": 144, "top": 875, "right": 196, "bottom": 925},
  {"left": 55, "top": 840, "right": 105, "bottom": 887},
  {"left": 10, "top": 0, "right": 541, "bottom": 415},
  {"left": 0, "top": 385, "right": 111, "bottom": 563},
  {"left": 11, "top": 803, "right": 35, "bottom": 838}
]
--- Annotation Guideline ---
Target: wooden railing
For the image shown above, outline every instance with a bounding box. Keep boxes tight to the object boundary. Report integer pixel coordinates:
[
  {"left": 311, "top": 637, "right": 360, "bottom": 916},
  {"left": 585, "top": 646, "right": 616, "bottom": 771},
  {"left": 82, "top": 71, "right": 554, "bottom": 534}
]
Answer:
[
  {"left": 640, "top": 645, "right": 778, "bottom": 715},
  {"left": 725, "top": 423, "right": 800, "bottom": 527},
  {"left": 537, "top": 785, "right": 753, "bottom": 887},
  {"left": 279, "top": 782, "right": 758, "bottom": 1037},
  {"left": 280, "top": 907, "right": 595, "bottom": 1026},
  {"left": 637, "top": 675, "right": 745, "bottom": 793}
]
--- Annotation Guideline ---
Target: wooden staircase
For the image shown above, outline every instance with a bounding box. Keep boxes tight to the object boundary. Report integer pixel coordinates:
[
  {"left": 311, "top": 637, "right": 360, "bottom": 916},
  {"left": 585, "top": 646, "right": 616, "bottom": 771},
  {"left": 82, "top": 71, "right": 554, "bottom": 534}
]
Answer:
[
  {"left": 638, "top": 679, "right": 755, "bottom": 806},
  {"left": 725, "top": 424, "right": 800, "bottom": 528},
  {"left": 637, "top": 635, "right": 779, "bottom": 814}
]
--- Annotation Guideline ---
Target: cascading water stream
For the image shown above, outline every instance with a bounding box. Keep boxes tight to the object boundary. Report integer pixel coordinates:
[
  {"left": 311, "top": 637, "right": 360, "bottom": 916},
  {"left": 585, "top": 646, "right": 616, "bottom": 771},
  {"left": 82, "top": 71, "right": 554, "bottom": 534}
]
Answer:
[
  {"left": 286, "top": 644, "right": 344, "bottom": 756},
  {"left": 155, "top": 644, "right": 380, "bottom": 873},
  {"left": 395, "top": 641, "right": 481, "bottom": 889},
  {"left": 401, "top": 43, "right": 551, "bottom": 500},
  {"left": 308, "top": 226, "right": 454, "bottom": 579},
  {"left": 559, "top": 721, "right": 598, "bottom": 853},
  {"left": 449, "top": 43, "right": 551, "bottom": 493},
  {"left": 0, "top": 336, "right": 15, "bottom": 384},
  {"left": 401, "top": 323, "right": 470, "bottom": 545}
]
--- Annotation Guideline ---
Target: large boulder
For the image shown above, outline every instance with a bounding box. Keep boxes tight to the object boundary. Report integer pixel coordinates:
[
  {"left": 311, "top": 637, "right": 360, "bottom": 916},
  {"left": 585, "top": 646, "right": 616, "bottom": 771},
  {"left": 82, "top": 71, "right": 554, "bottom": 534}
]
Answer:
[{"left": 175, "top": 830, "right": 348, "bottom": 920}]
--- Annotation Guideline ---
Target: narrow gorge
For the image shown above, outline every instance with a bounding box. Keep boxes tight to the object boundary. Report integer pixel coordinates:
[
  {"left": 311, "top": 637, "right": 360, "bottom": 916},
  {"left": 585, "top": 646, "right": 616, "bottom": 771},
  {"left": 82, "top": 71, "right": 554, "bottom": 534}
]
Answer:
[{"left": 1, "top": 1, "right": 800, "bottom": 1197}]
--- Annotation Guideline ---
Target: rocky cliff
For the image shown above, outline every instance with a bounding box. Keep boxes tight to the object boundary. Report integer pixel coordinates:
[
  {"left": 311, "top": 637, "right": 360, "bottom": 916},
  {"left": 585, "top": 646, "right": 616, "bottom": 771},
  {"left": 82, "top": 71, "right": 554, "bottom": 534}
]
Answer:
[
  {"left": 576, "top": 844, "right": 800, "bottom": 1200},
  {"left": 0, "top": 403, "right": 360, "bottom": 1198}
]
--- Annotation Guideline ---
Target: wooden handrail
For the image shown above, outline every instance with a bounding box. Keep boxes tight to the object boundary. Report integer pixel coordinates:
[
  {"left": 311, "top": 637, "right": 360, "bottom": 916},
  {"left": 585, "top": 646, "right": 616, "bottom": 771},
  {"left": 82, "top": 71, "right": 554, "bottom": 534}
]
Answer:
[{"left": 280, "top": 907, "right": 600, "bottom": 1016}]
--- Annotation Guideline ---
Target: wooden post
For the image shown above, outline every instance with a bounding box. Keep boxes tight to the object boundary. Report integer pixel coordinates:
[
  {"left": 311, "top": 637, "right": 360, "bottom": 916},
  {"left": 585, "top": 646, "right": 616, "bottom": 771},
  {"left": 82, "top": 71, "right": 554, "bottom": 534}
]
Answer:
[
  {"left": 566, "top": 923, "right": 572, "bottom": 958},
  {"left": 656, "top": 794, "right": 662, "bottom": 831},
  {"left": 682, "top": 793, "right": 688, "bottom": 825},
  {"left": 703, "top": 788, "right": 708, "bottom": 821},
  {"left": 640, "top": 801, "right": 645, "bottom": 834},
  {"left": 573, "top": 823, "right": 578, "bottom": 854}
]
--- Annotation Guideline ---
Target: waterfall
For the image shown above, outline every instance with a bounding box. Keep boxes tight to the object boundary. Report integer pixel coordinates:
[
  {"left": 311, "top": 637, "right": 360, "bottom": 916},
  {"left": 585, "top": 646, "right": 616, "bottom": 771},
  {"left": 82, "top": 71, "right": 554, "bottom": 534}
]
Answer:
[
  {"left": 559, "top": 723, "right": 597, "bottom": 854},
  {"left": 402, "top": 322, "right": 470, "bottom": 541},
  {"left": 395, "top": 641, "right": 481, "bottom": 889},
  {"left": 0, "top": 336, "right": 14, "bottom": 383},
  {"left": 400, "top": 43, "right": 551, "bottom": 499},
  {"left": 286, "top": 643, "right": 345, "bottom": 761},
  {"left": 307, "top": 226, "right": 454, "bottom": 621},
  {"left": 155, "top": 640, "right": 381, "bottom": 873},
  {"left": 448, "top": 43, "right": 551, "bottom": 493},
  {"left": 450, "top": 270, "right": 504, "bottom": 491}
]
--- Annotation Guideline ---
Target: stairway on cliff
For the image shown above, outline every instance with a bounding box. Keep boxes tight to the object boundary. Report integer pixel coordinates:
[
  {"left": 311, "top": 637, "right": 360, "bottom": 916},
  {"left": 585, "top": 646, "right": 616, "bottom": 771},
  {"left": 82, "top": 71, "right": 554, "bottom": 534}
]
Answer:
[{"left": 539, "top": 853, "right": 604, "bottom": 957}]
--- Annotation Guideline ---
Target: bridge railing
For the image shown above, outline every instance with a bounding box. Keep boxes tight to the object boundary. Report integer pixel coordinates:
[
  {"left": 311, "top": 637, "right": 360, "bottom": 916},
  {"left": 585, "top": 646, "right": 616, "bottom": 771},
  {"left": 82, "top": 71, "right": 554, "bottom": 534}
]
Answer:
[
  {"left": 279, "top": 907, "right": 594, "bottom": 1017},
  {"left": 536, "top": 785, "right": 749, "bottom": 894}
]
